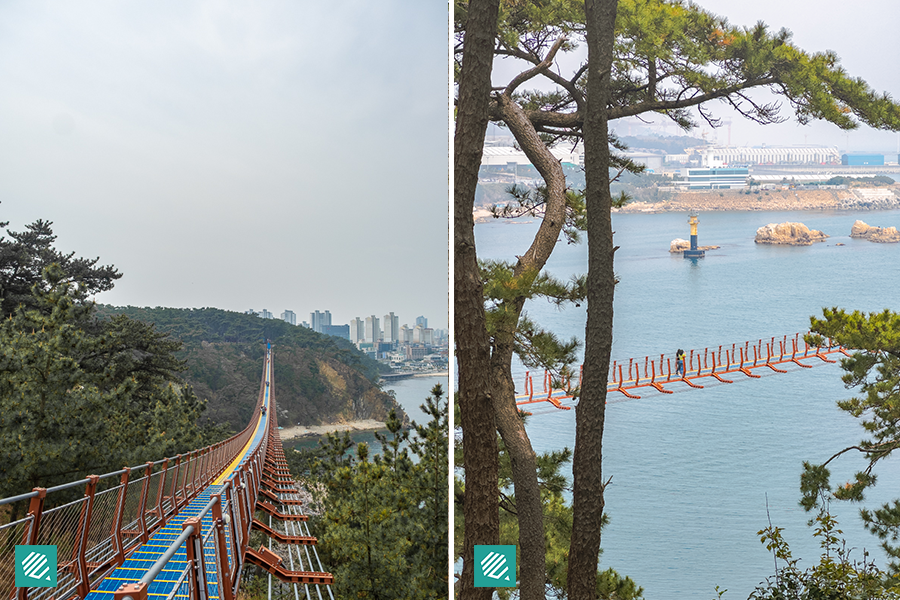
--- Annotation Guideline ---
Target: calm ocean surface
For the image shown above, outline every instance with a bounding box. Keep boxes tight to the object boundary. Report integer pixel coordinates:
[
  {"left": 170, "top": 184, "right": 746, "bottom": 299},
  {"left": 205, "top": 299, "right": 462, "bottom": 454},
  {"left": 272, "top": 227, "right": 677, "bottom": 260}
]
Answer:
[{"left": 475, "top": 208, "right": 900, "bottom": 599}]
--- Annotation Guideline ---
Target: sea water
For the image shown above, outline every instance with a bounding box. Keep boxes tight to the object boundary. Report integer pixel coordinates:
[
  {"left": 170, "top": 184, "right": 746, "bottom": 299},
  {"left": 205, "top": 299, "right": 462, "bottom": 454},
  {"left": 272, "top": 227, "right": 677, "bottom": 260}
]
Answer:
[{"left": 474, "top": 209, "right": 900, "bottom": 599}]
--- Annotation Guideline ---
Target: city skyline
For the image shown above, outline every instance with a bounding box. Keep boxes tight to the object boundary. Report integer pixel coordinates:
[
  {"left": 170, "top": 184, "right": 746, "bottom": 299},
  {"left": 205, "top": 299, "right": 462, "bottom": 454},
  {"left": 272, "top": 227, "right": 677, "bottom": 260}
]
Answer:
[{"left": 248, "top": 307, "right": 445, "bottom": 334}]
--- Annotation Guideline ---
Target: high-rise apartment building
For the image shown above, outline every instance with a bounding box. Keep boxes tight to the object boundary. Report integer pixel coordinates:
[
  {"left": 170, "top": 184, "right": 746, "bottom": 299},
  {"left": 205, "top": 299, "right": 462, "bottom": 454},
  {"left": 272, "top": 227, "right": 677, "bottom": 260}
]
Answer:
[
  {"left": 383, "top": 312, "right": 399, "bottom": 343},
  {"left": 349, "top": 317, "right": 365, "bottom": 343},
  {"left": 260, "top": 309, "right": 273, "bottom": 319},
  {"left": 365, "top": 315, "right": 381, "bottom": 343},
  {"left": 399, "top": 325, "right": 411, "bottom": 344},
  {"left": 415, "top": 315, "right": 428, "bottom": 328},
  {"left": 281, "top": 310, "right": 296, "bottom": 325},
  {"left": 310, "top": 310, "right": 332, "bottom": 333}
]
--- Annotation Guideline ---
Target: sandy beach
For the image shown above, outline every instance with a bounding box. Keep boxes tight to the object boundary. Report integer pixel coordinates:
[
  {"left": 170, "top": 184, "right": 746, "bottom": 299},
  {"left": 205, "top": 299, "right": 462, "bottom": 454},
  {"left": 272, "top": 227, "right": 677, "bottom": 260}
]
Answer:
[{"left": 278, "top": 419, "right": 387, "bottom": 440}]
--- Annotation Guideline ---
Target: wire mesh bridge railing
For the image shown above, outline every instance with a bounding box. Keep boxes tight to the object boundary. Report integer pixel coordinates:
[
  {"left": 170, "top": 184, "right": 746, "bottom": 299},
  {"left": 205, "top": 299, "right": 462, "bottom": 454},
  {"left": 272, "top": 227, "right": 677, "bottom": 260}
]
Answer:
[{"left": 1, "top": 344, "right": 332, "bottom": 600}]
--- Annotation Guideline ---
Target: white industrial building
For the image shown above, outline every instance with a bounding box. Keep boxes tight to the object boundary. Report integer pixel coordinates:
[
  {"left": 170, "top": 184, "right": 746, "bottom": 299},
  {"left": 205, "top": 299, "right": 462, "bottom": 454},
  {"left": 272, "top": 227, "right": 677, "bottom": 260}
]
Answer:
[
  {"left": 481, "top": 145, "right": 583, "bottom": 167},
  {"left": 698, "top": 146, "right": 840, "bottom": 167}
]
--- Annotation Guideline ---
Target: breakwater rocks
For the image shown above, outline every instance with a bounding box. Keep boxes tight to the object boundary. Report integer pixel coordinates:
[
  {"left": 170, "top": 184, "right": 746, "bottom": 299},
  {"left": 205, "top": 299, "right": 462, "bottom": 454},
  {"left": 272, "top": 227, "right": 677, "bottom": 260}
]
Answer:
[
  {"left": 669, "top": 238, "right": 721, "bottom": 253},
  {"left": 614, "top": 187, "right": 900, "bottom": 213},
  {"left": 850, "top": 220, "right": 900, "bottom": 243},
  {"left": 755, "top": 222, "right": 828, "bottom": 246}
]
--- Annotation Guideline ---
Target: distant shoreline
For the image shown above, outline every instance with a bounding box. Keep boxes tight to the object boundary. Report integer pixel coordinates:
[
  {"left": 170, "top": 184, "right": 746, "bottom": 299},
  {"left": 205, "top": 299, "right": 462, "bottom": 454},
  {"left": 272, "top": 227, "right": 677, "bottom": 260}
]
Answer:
[
  {"left": 409, "top": 371, "right": 448, "bottom": 378},
  {"left": 475, "top": 188, "right": 900, "bottom": 221},
  {"left": 279, "top": 419, "right": 386, "bottom": 441},
  {"left": 614, "top": 188, "right": 900, "bottom": 213}
]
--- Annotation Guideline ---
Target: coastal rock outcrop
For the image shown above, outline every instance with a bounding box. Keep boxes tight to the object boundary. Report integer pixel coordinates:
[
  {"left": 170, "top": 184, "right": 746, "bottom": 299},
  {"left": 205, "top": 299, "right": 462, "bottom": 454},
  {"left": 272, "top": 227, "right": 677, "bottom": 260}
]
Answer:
[
  {"left": 669, "top": 238, "right": 721, "bottom": 253},
  {"left": 754, "top": 222, "right": 828, "bottom": 246},
  {"left": 850, "top": 220, "right": 900, "bottom": 243}
]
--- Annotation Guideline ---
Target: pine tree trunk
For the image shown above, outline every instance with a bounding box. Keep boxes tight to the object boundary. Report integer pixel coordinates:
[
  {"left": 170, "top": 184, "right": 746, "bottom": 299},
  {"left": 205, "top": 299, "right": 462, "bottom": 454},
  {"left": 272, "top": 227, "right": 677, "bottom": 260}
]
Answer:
[
  {"left": 454, "top": 0, "right": 501, "bottom": 597},
  {"left": 490, "top": 334, "right": 545, "bottom": 600},
  {"left": 488, "top": 89, "right": 573, "bottom": 600},
  {"left": 568, "top": 0, "right": 619, "bottom": 598}
]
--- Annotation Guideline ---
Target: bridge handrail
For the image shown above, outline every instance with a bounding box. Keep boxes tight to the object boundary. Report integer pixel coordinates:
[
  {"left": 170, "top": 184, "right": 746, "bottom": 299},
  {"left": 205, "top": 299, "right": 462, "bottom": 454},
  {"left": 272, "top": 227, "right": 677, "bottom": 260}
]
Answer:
[
  {"left": 112, "top": 490, "right": 247, "bottom": 600},
  {"left": 0, "top": 368, "right": 270, "bottom": 600},
  {"left": 517, "top": 332, "right": 849, "bottom": 407}
]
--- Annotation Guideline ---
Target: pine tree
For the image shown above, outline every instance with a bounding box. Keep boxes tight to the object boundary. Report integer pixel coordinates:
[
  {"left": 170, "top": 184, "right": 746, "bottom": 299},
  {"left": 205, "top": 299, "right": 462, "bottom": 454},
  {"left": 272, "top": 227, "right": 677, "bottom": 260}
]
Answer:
[
  {"left": 315, "top": 386, "right": 448, "bottom": 599},
  {"left": 801, "top": 309, "right": 900, "bottom": 572},
  {"left": 0, "top": 265, "right": 216, "bottom": 501}
]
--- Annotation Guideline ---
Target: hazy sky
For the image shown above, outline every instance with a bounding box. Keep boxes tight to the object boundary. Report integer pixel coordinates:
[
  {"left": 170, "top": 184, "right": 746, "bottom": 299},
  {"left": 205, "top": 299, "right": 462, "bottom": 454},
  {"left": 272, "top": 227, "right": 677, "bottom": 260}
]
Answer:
[
  {"left": 490, "top": 0, "right": 900, "bottom": 154},
  {"left": 0, "top": 1, "right": 448, "bottom": 330}
]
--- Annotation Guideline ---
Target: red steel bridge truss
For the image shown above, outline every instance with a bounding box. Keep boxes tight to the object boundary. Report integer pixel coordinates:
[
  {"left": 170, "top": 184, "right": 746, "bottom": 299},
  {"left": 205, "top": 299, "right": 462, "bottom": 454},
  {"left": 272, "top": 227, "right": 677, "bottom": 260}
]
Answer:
[{"left": 0, "top": 344, "right": 332, "bottom": 600}]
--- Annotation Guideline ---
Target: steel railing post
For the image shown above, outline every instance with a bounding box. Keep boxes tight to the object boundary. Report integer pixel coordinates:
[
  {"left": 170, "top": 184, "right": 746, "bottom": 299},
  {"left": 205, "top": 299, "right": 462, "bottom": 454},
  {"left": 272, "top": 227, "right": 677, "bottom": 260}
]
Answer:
[
  {"left": 155, "top": 458, "right": 169, "bottom": 529},
  {"left": 211, "top": 495, "right": 234, "bottom": 600},
  {"left": 223, "top": 483, "right": 241, "bottom": 584},
  {"left": 181, "top": 518, "right": 206, "bottom": 600},
  {"left": 17, "top": 488, "right": 47, "bottom": 600},
  {"left": 137, "top": 462, "right": 153, "bottom": 543},
  {"left": 112, "top": 469, "right": 131, "bottom": 567},
  {"left": 181, "top": 452, "right": 193, "bottom": 502},
  {"left": 75, "top": 475, "right": 100, "bottom": 598},
  {"left": 192, "top": 450, "right": 202, "bottom": 494}
]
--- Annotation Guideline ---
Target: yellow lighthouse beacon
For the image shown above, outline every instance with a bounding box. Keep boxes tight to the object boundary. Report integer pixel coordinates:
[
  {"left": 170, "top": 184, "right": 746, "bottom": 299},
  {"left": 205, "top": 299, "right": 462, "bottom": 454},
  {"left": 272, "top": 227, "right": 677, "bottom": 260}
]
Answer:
[{"left": 683, "top": 214, "right": 705, "bottom": 259}]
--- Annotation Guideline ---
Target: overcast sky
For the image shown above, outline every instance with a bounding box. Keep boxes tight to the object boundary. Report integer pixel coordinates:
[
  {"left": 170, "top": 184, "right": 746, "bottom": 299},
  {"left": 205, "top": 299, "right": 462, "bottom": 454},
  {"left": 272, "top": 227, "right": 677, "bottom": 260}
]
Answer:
[
  {"left": 489, "top": 0, "right": 900, "bottom": 154},
  {"left": 0, "top": 1, "right": 448, "bottom": 330}
]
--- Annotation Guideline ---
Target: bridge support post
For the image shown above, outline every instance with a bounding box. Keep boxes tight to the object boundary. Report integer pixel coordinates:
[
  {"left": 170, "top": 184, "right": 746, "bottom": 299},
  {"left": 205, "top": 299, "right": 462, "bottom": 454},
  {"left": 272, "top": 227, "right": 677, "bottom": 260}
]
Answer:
[
  {"left": 236, "top": 468, "right": 253, "bottom": 558},
  {"left": 166, "top": 455, "right": 181, "bottom": 514},
  {"left": 112, "top": 469, "right": 131, "bottom": 567},
  {"left": 182, "top": 517, "right": 208, "bottom": 600},
  {"left": 75, "top": 475, "right": 100, "bottom": 598},
  {"left": 224, "top": 483, "right": 242, "bottom": 592},
  {"left": 211, "top": 494, "right": 235, "bottom": 600},
  {"left": 17, "top": 488, "right": 47, "bottom": 600},
  {"left": 155, "top": 459, "right": 169, "bottom": 528},
  {"left": 137, "top": 462, "right": 153, "bottom": 543}
]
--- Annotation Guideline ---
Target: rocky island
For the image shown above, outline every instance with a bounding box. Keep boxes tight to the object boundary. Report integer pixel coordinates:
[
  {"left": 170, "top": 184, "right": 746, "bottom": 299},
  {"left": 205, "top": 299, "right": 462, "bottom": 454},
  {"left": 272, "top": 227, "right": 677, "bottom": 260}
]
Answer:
[
  {"left": 754, "top": 222, "right": 828, "bottom": 246},
  {"left": 850, "top": 220, "right": 900, "bottom": 243}
]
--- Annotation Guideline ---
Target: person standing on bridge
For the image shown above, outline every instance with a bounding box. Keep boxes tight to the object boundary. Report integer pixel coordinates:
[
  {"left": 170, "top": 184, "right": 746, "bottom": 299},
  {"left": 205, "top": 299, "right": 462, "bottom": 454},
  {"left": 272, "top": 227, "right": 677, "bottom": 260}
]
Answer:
[{"left": 676, "top": 349, "right": 686, "bottom": 378}]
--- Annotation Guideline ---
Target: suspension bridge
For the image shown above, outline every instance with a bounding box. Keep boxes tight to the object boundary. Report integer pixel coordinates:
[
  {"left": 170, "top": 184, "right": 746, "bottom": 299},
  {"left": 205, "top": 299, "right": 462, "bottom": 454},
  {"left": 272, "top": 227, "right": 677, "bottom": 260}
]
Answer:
[
  {"left": 516, "top": 333, "right": 851, "bottom": 411},
  {"left": 0, "top": 343, "right": 333, "bottom": 600}
]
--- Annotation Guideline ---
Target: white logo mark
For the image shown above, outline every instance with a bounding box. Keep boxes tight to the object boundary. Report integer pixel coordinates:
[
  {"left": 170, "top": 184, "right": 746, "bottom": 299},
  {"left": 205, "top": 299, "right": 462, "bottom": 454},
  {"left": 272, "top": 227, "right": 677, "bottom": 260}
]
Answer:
[
  {"left": 21, "top": 551, "right": 52, "bottom": 582},
  {"left": 480, "top": 551, "right": 510, "bottom": 581}
]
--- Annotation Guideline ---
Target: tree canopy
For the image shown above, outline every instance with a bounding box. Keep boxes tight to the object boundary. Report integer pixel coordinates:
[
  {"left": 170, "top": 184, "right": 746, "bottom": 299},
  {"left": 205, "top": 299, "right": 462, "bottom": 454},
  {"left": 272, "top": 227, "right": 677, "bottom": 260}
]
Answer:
[
  {"left": 286, "top": 385, "right": 448, "bottom": 600},
  {"left": 0, "top": 218, "right": 223, "bottom": 503},
  {"left": 801, "top": 309, "right": 900, "bottom": 572},
  {"left": 456, "top": 0, "right": 900, "bottom": 140},
  {"left": 0, "top": 218, "right": 121, "bottom": 318},
  {"left": 0, "top": 266, "right": 216, "bottom": 501}
]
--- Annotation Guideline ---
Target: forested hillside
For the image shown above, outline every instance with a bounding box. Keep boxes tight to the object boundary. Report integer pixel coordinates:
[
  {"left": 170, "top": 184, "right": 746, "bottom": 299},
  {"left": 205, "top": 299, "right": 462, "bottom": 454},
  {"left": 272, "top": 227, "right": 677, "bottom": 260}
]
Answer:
[{"left": 94, "top": 306, "right": 401, "bottom": 432}]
